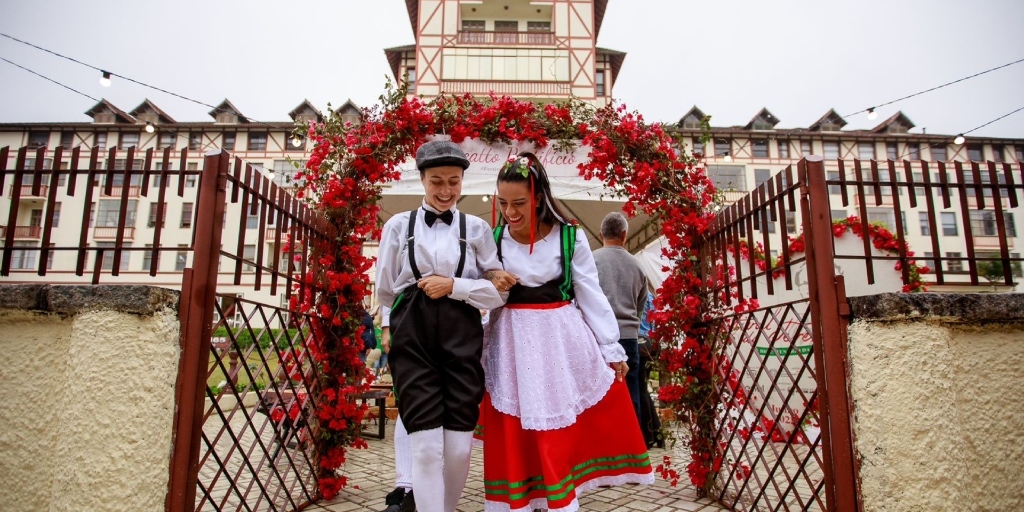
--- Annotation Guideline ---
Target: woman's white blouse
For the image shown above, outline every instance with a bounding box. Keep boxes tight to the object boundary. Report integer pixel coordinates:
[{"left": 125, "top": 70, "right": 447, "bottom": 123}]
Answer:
[
  {"left": 496, "top": 224, "right": 626, "bottom": 363},
  {"left": 376, "top": 202, "right": 506, "bottom": 311}
]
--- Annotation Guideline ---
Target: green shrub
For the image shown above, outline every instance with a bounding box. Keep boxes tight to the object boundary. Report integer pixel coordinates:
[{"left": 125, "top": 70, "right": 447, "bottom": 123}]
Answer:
[{"left": 212, "top": 327, "right": 305, "bottom": 351}]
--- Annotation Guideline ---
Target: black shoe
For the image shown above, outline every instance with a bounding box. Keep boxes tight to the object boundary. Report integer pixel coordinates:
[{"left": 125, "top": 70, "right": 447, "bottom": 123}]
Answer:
[
  {"left": 382, "top": 487, "right": 409, "bottom": 512},
  {"left": 401, "top": 490, "right": 416, "bottom": 512}
]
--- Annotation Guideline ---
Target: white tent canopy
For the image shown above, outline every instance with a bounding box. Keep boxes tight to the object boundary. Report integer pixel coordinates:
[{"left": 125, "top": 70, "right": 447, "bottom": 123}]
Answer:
[{"left": 377, "top": 138, "right": 661, "bottom": 253}]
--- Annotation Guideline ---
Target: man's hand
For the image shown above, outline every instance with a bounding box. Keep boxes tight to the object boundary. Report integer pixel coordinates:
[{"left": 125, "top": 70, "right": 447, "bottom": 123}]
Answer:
[
  {"left": 418, "top": 275, "right": 455, "bottom": 299},
  {"left": 483, "top": 269, "right": 519, "bottom": 292}
]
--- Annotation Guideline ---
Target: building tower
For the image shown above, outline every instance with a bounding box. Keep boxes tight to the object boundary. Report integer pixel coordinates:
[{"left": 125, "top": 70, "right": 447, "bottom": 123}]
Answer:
[{"left": 384, "top": 0, "right": 624, "bottom": 105}]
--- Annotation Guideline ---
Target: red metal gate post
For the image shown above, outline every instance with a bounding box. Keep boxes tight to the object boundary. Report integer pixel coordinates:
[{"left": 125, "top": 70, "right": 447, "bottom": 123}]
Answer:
[
  {"left": 166, "top": 150, "right": 231, "bottom": 512},
  {"left": 800, "top": 156, "right": 860, "bottom": 511}
]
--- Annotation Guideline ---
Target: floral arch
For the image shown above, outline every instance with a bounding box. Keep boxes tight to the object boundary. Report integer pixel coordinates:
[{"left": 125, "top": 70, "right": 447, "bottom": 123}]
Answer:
[{"left": 294, "top": 83, "right": 721, "bottom": 498}]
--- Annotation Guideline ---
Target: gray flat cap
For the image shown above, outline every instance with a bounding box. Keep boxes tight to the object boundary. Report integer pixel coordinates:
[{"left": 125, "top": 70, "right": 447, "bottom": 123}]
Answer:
[{"left": 416, "top": 140, "right": 470, "bottom": 172}]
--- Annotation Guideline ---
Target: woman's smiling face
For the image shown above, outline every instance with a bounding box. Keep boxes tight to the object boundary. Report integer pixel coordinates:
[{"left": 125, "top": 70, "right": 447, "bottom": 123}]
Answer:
[
  {"left": 421, "top": 165, "right": 463, "bottom": 211},
  {"left": 496, "top": 180, "right": 536, "bottom": 236}
]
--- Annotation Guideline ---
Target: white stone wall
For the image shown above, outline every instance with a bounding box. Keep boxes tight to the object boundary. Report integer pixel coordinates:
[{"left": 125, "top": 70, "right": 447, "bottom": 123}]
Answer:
[
  {"left": 0, "top": 305, "right": 180, "bottom": 511},
  {"left": 848, "top": 313, "right": 1024, "bottom": 511}
]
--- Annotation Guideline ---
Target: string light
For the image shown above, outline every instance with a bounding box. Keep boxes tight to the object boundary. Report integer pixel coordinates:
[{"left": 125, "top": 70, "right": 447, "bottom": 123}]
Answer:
[
  {"left": 144, "top": 122, "right": 155, "bottom": 133},
  {"left": 290, "top": 136, "right": 302, "bottom": 148},
  {"left": 866, "top": 108, "right": 878, "bottom": 121},
  {"left": 482, "top": 194, "right": 489, "bottom": 202},
  {"left": 954, "top": 134, "right": 965, "bottom": 145},
  {"left": 99, "top": 70, "right": 111, "bottom": 87}
]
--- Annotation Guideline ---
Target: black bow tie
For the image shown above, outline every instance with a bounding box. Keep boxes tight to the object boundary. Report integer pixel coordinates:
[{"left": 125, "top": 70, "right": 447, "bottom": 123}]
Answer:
[{"left": 423, "top": 208, "right": 454, "bottom": 227}]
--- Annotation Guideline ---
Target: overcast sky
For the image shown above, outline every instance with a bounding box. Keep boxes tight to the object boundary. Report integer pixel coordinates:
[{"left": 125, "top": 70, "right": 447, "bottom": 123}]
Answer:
[{"left": 2, "top": 0, "right": 1022, "bottom": 139}]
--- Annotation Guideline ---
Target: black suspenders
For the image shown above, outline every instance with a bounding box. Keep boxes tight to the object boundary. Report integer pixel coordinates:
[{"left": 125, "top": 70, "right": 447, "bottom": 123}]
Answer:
[{"left": 406, "top": 208, "right": 468, "bottom": 281}]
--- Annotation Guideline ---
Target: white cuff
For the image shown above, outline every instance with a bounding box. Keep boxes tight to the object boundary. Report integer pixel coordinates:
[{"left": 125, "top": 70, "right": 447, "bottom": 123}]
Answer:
[
  {"left": 449, "top": 277, "right": 470, "bottom": 302},
  {"left": 600, "top": 342, "right": 627, "bottom": 364}
]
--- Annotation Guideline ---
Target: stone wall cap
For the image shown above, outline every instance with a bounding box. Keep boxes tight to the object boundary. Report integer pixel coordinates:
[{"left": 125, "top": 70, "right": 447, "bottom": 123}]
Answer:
[
  {"left": 849, "top": 292, "right": 1024, "bottom": 323},
  {"left": 0, "top": 284, "right": 179, "bottom": 316}
]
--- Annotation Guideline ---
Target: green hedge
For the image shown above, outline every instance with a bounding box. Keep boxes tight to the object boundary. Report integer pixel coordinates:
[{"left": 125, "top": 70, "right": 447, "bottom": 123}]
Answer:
[{"left": 211, "top": 327, "right": 305, "bottom": 351}]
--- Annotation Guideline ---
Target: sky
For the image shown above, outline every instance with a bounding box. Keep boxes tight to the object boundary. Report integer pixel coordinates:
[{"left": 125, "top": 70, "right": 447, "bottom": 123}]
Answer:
[{"left": 1, "top": 0, "right": 1022, "bottom": 139}]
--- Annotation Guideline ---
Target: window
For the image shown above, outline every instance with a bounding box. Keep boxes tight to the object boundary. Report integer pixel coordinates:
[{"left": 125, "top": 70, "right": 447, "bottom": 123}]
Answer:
[
  {"left": 142, "top": 244, "right": 158, "bottom": 272},
  {"left": 248, "top": 132, "right": 267, "bottom": 151},
  {"left": 461, "top": 19, "right": 485, "bottom": 34},
  {"left": 823, "top": 141, "right": 839, "bottom": 159},
  {"left": 175, "top": 244, "right": 188, "bottom": 271},
  {"left": 406, "top": 68, "right": 416, "bottom": 94},
  {"left": 60, "top": 132, "right": 75, "bottom": 150},
  {"left": 858, "top": 142, "right": 875, "bottom": 160},
  {"left": 829, "top": 210, "right": 847, "bottom": 222},
  {"left": 158, "top": 133, "right": 176, "bottom": 149},
  {"left": 28, "top": 131, "right": 49, "bottom": 148},
  {"left": 886, "top": 143, "right": 898, "bottom": 160},
  {"left": 95, "top": 133, "right": 107, "bottom": 150},
  {"left": 931, "top": 144, "right": 947, "bottom": 162},
  {"left": 691, "top": 138, "right": 704, "bottom": 156},
  {"left": 148, "top": 203, "right": 164, "bottom": 228},
  {"left": 96, "top": 199, "right": 138, "bottom": 227},
  {"left": 222, "top": 132, "right": 236, "bottom": 151},
  {"left": 827, "top": 171, "right": 842, "bottom": 195},
  {"left": 906, "top": 143, "right": 920, "bottom": 161},
  {"left": 946, "top": 252, "right": 963, "bottom": 273},
  {"left": 919, "top": 212, "right": 931, "bottom": 236},
  {"left": 922, "top": 252, "right": 938, "bottom": 271},
  {"left": 30, "top": 209, "right": 43, "bottom": 228},
  {"left": 1017, "top": 145, "right": 1024, "bottom": 162},
  {"left": 494, "top": 20, "right": 518, "bottom": 43},
  {"left": 246, "top": 211, "right": 259, "bottom": 230},
  {"left": 595, "top": 70, "right": 606, "bottom": 97},
  {"left": 88, "top": 202, "right": 95, "bottom": 227},
  {"left": 967, "top": 144, "right": 982, "bottom": 162},
  {"left": 970, "top": 210, "right": 1017, "bottom": 237},
  {"left": 754, "top": 169, "right": 772, "bottom": 189},
  {"left": 681, "top": 115, "right": 702, "bottom": 130},
  {"left": 801, "top": 141, "right": 812, "bottom": 157},
  {"left": 52, "top": 202, "right": 61, "bottom": 228},
  {"left": 867, "top": 208, "right": 896, "bottom": 230},
  {"left": 97, "top": 242, "right": 130, "bottom": 271},
  {"left": 526, "top": 21, "right": 551, "bottom": 43},
  {"left": 243, "top": 244, "right": 257, "bottom": 272},
  {"left": 707, "top": 165, "right": 746, "bottom": 191},
  {"left": 494, "top": 20, "right": 518, "bottom": 32},
  {"left": 186, "top": 162, "right": 198, "bottom": 187},
  {"left": 714, "top": 138, "right": 731, "bottom": 158},
  {"left": 188, "top": 132, "right": 202, "bottom": 151},
  {"left": 786, "top": 213, "right": 797, "bottom": 234},
  {"left": 527, "top": 21, "right": 551, "bottom": 32},
  {"left": 752, "top": 139, "right": 769, "bottom": 158},
  {"left": 180, "top": 203, "right": 194, "bottom": 228},
  {"left": 992, "top": 144, "right": 1004, "bottom": 162},
  {"left": 777, "top": 140, "right": 790, "bottom": 159},
  {"left": 119, "top": 132, "right": 139, "bottom": 150},
  {"left": 273, "top": 159, "right": 305, "bottom": 188},
  {"left": 11, "top": 242, "right": 37, "bottom": 270},
  {"left": 941, "top": 212, "right": 958, "bottom": 236}
]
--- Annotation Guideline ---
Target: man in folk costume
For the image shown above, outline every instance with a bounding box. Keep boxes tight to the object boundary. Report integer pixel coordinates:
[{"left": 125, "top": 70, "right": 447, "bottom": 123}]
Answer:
[
  {"left": 477, "top": 153, "right": 654, "bottom": 512},
  {"left": 377, "top": 140, "right": 515, "bottom": 512}
]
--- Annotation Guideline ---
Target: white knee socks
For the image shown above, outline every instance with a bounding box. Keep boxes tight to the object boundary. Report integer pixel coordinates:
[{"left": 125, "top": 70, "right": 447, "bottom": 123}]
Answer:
[
  {"left": 394, "top": 416, "right": 412, "bottom": 491},
  {"left": 407, "top": 426, "right": 474, "bottom": 512},
  {"left": 442, "top": 429, "right": 473, "bottom": 512}
]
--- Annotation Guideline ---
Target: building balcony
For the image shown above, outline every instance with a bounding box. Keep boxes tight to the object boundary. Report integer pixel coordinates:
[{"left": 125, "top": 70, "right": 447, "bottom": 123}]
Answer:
[
  {"left": 9, "top": 184, "right": 49, "bottom": 199},
  {"left": 93, "top": 226, "right": 135, "bottom": 240},
  {"left": 973, "top": 236, "right": 1014, "bottom": 249},
  {"left": 441, "top": 80, "right": 571, "bottom": 97},
  {"left": 100, "top": 185, "right": 141, "bottom": 198},
  {"left": 0, "top": 225, "right": 42, "bottom": 240},
  {"left": 457, "top": 30, "right": 554, "bottom": 46}
]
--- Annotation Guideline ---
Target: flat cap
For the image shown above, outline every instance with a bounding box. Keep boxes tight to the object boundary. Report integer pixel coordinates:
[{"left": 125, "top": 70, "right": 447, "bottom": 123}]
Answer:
[{"left": 415, "top": 140, "right": 470, "bottom": 172}]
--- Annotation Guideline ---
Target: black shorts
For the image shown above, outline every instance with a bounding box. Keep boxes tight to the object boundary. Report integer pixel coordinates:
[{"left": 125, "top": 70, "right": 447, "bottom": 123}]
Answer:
[{"left": 389, "top": 287, "right": 484, "bottom": 433}]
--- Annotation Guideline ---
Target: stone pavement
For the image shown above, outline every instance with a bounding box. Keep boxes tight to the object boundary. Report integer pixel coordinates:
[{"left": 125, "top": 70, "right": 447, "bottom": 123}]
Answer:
[{"left": 307, "top": 420, "right": 729, "bottom": 512}]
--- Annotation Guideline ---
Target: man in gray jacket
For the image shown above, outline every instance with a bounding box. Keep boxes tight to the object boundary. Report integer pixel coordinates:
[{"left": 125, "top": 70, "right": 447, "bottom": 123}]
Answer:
[{"left": 593, "top": 212, "right": 648, "bottom": 423}]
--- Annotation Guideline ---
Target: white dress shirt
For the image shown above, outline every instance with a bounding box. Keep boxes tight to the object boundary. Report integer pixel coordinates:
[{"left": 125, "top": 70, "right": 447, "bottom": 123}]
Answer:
[{"left": 377, "top": 201, "right": 506, "bottom": 310}]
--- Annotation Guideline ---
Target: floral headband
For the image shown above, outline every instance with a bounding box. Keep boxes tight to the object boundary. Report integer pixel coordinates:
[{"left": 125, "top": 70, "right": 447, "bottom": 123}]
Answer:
[
  {"left": 494, "top": 154, "right": 563, "bottom": 255},
  {"left": 502, "top": 156, "right": 537, "bottom": 179}
]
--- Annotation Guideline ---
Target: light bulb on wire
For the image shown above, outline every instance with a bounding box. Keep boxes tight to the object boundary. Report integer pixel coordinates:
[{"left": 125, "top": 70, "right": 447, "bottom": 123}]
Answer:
[
  {"left": 144, "top": 122, "right": 155, "bottom": 133},
  {"left": 867, "top": 108, "right": 878, "bottom": 121},
  {"left": 954, "top": 134, "right": 965, "bottom": 145},
  {"left": 99, "top": 71, "right": 112, "bottom": 87},
  {"left": 291, "top": 137, "right": 302, "bottom": 148},
  {"left": 723, "top": 155, "right": 733, "bottom": 163},
  {"left": 482, "top": 194, "right": 489, "bottom": 202}
]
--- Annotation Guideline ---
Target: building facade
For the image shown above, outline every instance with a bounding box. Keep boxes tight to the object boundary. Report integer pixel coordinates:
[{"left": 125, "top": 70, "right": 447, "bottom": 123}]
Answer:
[
  {"left": 673, "top": 107, "right": 1024, "bottom": 290},
  {"left": 386, "top": 0, "right": 623, "bottom": 104}
]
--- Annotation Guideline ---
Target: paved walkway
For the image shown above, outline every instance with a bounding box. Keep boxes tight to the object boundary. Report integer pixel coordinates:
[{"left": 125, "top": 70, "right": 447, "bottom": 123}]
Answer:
[{"left": 308, "top": 420, "right": 729, "bottom": 512}]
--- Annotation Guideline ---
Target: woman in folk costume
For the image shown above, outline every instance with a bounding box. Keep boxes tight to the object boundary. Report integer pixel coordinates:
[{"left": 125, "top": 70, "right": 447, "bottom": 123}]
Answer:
[
  {"left": 477, "top": 153, "right": 654, "bottom": 512},
  {"left": 377, "top": 140, "right": 517, "bottom": 512}
]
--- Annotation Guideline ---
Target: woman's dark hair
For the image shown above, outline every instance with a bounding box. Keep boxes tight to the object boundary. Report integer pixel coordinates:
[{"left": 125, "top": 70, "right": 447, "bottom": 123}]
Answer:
[{"left": 496, "top": 152, "right": 572, "bottom": 226}]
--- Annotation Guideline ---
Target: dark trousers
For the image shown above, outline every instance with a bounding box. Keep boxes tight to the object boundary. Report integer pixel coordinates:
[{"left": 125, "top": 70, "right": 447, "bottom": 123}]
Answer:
[
  {"left": 618, "top": 338, "right": 641, "bottom": 424},
  {"left": 389, "top": 287, "right": 484, "bottom": 433},
  {"left": 638, "top": 337, "right": 662, "bottom": 447}
]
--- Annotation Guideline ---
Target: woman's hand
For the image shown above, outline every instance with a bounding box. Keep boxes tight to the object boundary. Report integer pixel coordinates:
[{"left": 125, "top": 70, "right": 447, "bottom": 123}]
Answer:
[
  {"left": 484, "top": 269, "right": 519, "bottom": 292},
  {"left": 380, "top": 327, "right": 391, "bottom": 354},
  {"left": 611, "top": 361, "right": 628, "bottom": 382},
  {"left": 418, "top": 275, "right": 455, "bottom": 299}
]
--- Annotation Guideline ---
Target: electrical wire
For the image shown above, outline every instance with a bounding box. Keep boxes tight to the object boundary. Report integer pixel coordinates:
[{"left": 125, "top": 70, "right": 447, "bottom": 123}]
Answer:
[
  {"left": 961, "top": 106, "right": 1024, "bottom": 136},
  {"left": 844, "top": 57, "right": 1024, "bottom": 119},
  {"left": 1, "top": 56, "right": 98, "bottom": 102}
]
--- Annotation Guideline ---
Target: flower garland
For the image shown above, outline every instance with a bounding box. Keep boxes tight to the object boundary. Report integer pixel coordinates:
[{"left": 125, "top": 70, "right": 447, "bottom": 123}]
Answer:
[{"left": 294, "top": 81, "right": 723, "bottom": 499}]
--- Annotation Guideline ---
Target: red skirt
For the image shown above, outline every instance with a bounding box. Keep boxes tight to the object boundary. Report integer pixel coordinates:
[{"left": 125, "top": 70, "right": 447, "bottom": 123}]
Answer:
[{"left": 475, "top": 380, "right": 654, "bottom": 512}]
